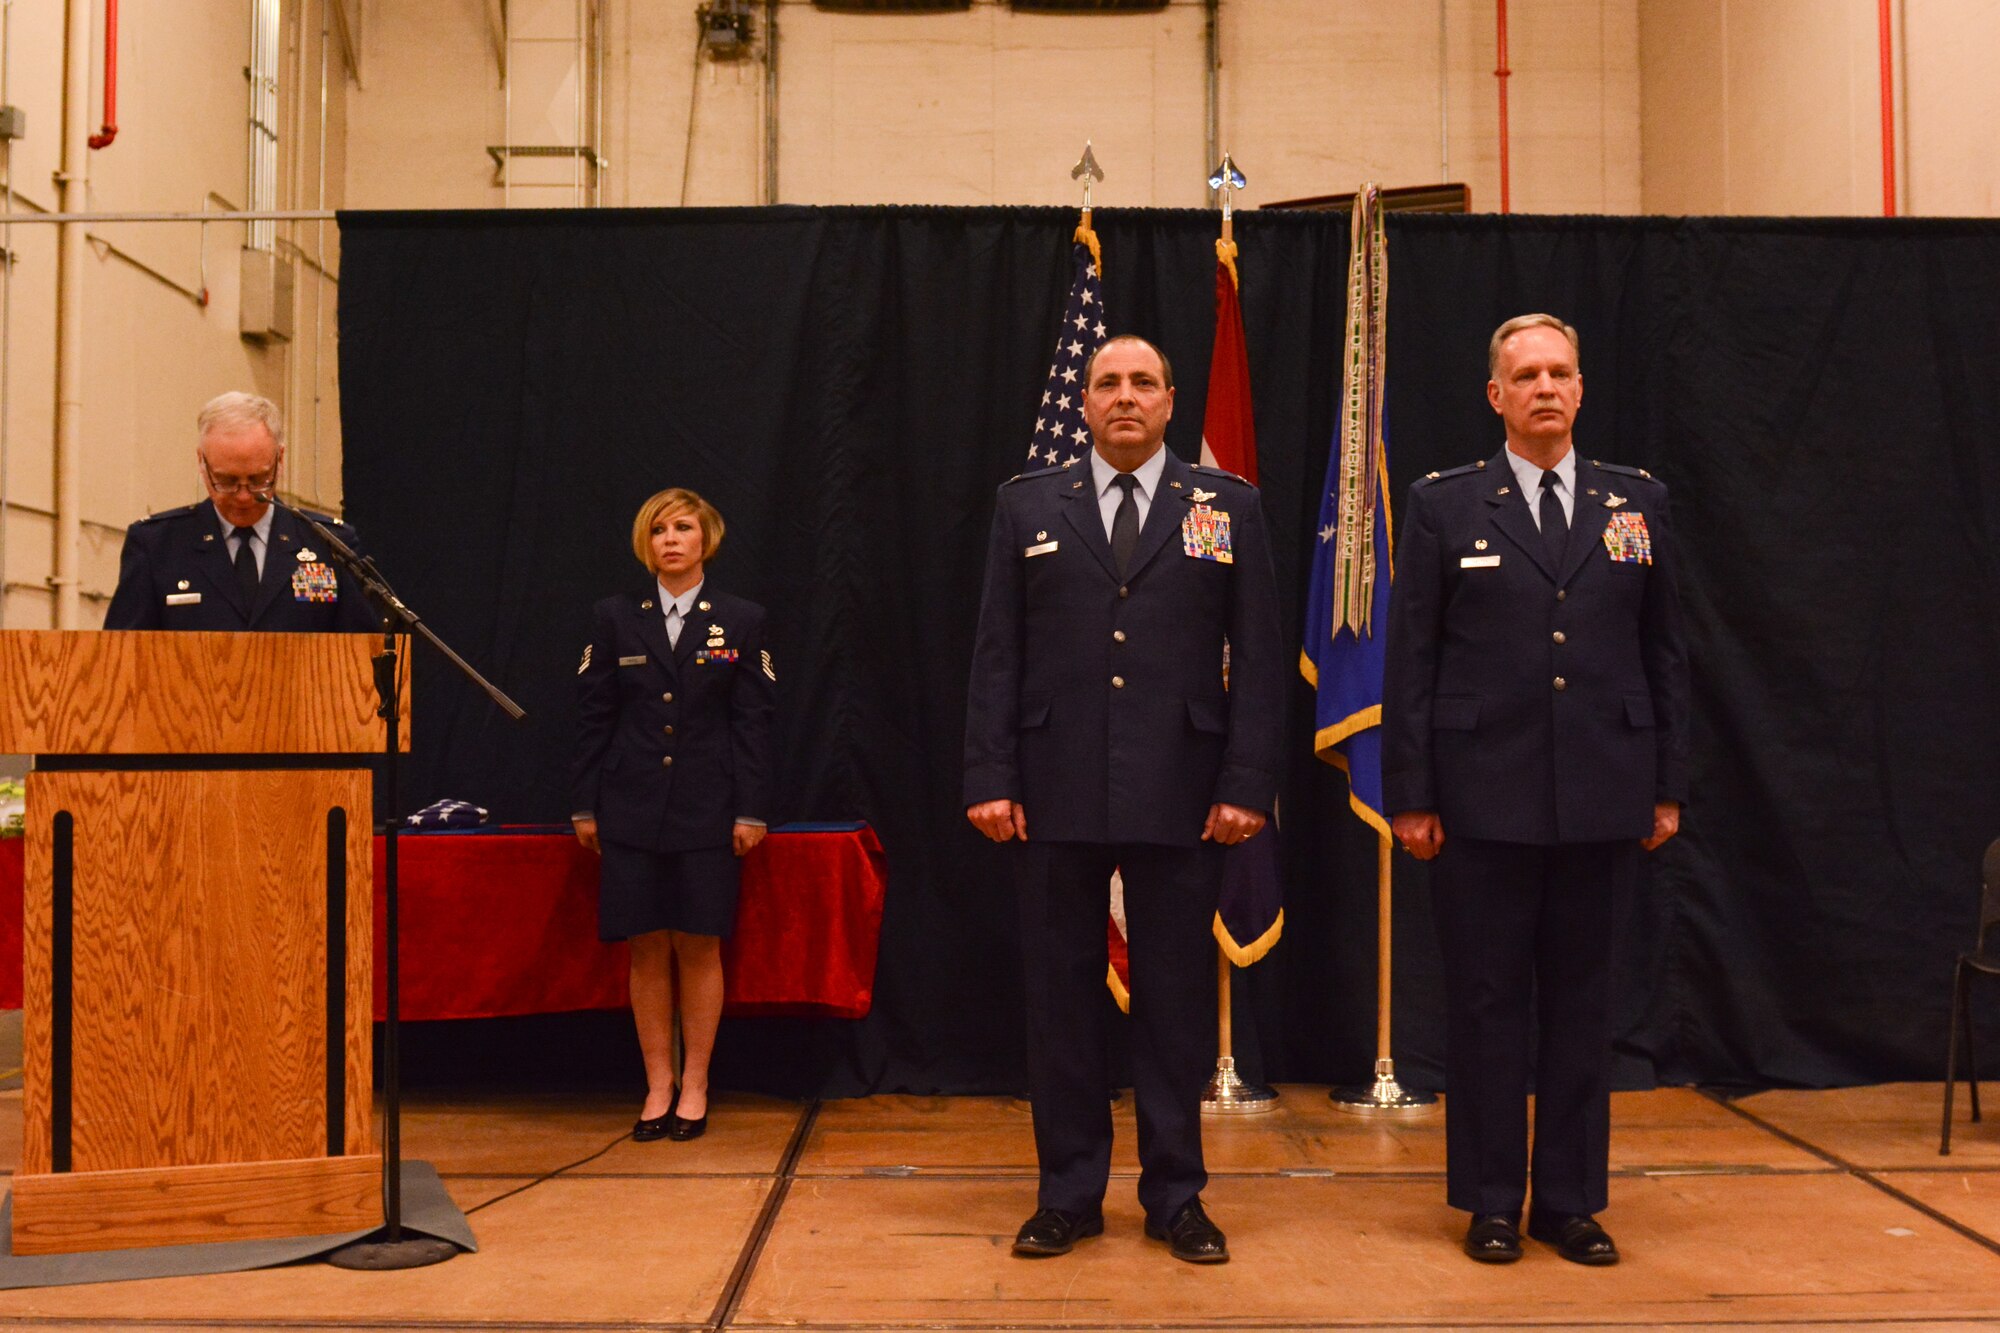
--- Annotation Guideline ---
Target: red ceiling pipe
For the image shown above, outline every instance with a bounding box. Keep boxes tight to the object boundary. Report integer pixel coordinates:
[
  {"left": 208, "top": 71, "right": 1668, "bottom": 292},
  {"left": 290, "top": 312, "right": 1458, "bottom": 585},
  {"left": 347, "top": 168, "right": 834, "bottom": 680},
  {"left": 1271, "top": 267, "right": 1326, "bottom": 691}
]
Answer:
[
  {"left": 1877, "top": 0, "right": 1896, "bottom": 216},
  {"left": 1495, "top": 0, "right": 1512, "bottom": 214},
  {"left": 87, "top": 0, "right": 118, "bottom": 150}
]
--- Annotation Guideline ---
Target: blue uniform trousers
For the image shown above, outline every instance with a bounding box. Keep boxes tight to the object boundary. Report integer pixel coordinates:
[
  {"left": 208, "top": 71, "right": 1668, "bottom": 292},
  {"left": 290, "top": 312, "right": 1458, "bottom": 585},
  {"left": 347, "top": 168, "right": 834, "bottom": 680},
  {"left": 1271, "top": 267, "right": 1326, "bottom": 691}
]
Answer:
[
  {"left": 1431, "top": 836, "right": 1636, "bottom": 1218},
  {"left": 1015, "top": 839, "right": 1221, "bottom": 1228}
]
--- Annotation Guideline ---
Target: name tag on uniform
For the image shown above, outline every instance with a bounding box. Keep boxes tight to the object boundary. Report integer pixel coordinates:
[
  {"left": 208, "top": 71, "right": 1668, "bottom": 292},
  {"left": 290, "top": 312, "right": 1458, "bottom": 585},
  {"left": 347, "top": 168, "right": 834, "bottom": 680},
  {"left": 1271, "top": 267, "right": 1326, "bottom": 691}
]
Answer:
[
  {"left": 1460, "top": 554, "right": 1501, "bottom": 569},
  {"left": 166, "top": 592, "right": 202, "bottom": 606},
  {"left": 1024, "top": 541, "right": 1058, "bottom": 558},
  {"left": 618, "top": 654, "right": 648, "bottom": 667}
]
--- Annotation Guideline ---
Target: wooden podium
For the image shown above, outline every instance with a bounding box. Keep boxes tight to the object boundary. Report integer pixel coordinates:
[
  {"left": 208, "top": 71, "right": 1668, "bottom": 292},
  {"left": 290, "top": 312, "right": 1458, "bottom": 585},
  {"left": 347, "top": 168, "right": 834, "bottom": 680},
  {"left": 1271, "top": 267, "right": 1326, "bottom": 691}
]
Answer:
[{"left": 0, "top": 630, "right": 406, "bottom": 1255}]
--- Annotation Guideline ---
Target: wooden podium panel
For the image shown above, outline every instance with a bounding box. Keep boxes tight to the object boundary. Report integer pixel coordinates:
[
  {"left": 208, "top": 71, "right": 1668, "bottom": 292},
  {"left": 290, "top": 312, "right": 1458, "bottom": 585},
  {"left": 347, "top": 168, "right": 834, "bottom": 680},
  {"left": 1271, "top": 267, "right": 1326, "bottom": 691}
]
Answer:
[
  {"left": 3, "top": 631, "right": 391, "bottom": 1254},
  {"left": 0, "top": 630, "right": 408, "bottom": 755},
  {"left": 20, "top": 771, "right": 374, "bottom": 1175}
]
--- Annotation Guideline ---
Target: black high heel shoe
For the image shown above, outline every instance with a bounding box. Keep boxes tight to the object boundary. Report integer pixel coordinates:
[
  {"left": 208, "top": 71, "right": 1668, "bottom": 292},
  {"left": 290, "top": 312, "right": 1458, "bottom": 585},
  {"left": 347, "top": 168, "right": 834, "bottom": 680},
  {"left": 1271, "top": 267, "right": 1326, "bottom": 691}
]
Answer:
[
  {"left": 665, "top": 1093, "right": 707, "bottom": 1141},
  {"left": 633, "top": 1091, "right": 679, "bottom": 1142}
]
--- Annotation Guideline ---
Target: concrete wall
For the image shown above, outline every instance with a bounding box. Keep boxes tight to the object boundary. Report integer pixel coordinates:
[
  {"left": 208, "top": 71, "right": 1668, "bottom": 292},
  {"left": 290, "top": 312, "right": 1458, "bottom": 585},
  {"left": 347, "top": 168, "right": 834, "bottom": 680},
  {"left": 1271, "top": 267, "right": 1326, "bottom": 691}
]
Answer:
[
  {"left": 348, "top": 0, "right": 1641, "bottom": 212},
  {"left": 0, "top": 0, "right": 348, "bottom": 629},
  {"left": 1640, "top": 0, "right": 2000, "bottom": 217}
]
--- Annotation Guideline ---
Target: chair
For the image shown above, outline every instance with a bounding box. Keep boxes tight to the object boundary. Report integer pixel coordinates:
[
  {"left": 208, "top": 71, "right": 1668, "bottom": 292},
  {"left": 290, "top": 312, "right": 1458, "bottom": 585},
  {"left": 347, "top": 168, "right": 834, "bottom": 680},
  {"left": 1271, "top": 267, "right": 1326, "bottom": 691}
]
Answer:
[{"left": 1940, "top": 838, "right": 2000, "bottom": 1154}]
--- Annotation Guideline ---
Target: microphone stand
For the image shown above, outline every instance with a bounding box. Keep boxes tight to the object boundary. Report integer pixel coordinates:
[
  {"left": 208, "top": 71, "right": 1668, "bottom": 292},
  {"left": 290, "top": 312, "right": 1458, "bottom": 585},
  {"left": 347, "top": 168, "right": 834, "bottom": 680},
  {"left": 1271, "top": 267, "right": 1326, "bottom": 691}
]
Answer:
[{"left": 262, "top": 494, "right": 526, "bottom": 1270}]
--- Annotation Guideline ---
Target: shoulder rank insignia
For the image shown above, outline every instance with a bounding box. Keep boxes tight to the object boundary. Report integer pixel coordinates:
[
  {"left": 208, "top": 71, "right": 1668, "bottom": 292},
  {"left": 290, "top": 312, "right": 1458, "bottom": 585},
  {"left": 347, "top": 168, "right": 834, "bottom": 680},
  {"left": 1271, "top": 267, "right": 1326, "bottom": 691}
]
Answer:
[
  {"left": 1420, "top": 461, "right": 1488, "bottom": 484},
  {"left": 577, "top": 644, "right": 593, "bottom": 674},
  {"left": 1191, "top": 488, "right": 1217, "bottom": 503},
  {"left": 761, "top": 649, "right": 777, "bottom": 681}
]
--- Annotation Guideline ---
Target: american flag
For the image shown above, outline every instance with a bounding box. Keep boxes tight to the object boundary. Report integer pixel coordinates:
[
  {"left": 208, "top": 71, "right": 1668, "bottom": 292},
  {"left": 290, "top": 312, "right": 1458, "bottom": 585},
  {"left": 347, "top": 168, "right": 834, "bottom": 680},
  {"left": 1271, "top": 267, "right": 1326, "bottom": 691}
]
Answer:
[{"left": 1026, "top": 237, "right": 1109, "bottom": 468}]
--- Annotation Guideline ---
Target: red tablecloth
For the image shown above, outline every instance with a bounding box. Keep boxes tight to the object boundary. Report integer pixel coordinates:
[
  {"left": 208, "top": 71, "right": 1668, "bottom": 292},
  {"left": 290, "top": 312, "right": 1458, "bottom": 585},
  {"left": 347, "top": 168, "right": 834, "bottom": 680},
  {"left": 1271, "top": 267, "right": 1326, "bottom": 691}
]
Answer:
[{"left": 0, "top": 825, "right": 885, "bottom": 1021}]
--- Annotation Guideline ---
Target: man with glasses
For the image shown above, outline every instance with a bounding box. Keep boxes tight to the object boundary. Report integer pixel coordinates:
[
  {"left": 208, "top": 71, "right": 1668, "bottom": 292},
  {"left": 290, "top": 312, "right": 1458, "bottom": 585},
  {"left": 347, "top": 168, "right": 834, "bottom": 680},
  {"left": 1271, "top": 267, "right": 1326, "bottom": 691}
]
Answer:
[{"left": 104, "top": 392, "right": 377, "bottom": 632}]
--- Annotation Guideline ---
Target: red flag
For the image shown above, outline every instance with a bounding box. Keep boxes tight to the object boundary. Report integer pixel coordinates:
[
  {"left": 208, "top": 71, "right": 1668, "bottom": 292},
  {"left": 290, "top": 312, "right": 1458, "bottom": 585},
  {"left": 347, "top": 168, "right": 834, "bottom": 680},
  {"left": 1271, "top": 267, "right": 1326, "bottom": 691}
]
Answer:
[{"left": 1199, "top": 253, "right": 1257, "bottom": 481}]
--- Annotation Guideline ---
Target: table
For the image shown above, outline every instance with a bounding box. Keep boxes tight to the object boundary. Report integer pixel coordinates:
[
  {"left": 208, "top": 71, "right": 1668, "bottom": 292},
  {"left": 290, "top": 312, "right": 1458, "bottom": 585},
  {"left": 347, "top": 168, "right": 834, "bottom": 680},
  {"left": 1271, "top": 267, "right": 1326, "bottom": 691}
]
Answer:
[{"left": 0, "top": 824, "right": 885, "bottom": 1020}]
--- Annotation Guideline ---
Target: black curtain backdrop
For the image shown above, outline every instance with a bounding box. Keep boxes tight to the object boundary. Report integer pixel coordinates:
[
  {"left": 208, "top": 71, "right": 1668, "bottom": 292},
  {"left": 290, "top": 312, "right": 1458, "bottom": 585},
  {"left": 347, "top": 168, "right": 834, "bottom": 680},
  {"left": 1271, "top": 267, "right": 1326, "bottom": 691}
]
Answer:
[{"left": 338, "top": 207, "right": 2000, "bottom": 1097}]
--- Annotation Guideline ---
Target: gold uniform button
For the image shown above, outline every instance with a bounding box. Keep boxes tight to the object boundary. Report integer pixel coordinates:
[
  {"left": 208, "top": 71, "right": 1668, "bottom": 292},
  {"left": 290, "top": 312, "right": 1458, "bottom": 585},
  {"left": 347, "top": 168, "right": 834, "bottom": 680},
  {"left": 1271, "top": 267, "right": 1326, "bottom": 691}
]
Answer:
[
  {"left": 1555, "top": 589, "right": 1567, "bottom": 602},
  {"left": 662, "top": 692, "right": 674, "bottom": 703},
  {"left": 663, "top": 725, "right": 674, "bottom": 736},
  {"left": 1118, "top": 586, "right": 1130, "bottom": 598},
  {"left": 1112, "top": 676, "right": 1126, "bottom": 689},
  {"left": 1552, "top": 631, "right": 1566, "bottom": 644},
  {"left": 662, "top": 755, "right": 675, "bottom": 767},
  {"left": 1113, "top": 630, "right": 1127, "bottom": 643},
  {"left": 1553, "top": 677, "right": 1568, "bottom": 691}
]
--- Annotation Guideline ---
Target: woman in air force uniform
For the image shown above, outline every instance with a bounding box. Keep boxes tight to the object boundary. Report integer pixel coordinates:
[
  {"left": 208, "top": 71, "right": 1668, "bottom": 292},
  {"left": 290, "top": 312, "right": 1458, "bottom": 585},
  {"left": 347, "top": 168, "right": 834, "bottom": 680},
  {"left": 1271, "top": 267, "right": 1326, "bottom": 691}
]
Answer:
[{"left": 571, "top": 488, "right": 776, "bottom": 1141}]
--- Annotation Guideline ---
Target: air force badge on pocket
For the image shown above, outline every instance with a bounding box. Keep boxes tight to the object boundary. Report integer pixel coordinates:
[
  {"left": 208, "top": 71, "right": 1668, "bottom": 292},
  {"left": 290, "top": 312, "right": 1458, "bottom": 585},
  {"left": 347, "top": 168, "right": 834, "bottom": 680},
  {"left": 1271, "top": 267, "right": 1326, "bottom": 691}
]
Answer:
[
  {"left": 1182, "top": 504, "right": 1233, "bottom": 563},
  {"left": 1602, "top": 511, "right": 1653, "bottom": 565}
]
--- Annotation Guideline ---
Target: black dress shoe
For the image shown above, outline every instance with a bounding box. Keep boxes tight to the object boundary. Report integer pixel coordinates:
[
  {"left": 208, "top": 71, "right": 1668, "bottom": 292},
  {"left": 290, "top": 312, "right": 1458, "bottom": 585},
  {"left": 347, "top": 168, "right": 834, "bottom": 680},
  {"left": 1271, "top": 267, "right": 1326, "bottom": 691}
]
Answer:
[
  {"left": 1527, "top": 1210, "right": 1619, "bottom": 1266},
  {"left": 664, "top": 1103, "right": 708, "bottom": 1141},
  {"left": 633, "top": 1092, "right": 679, "bottom": 1142},
  {"left": 1012, "top": 1207, "right": 1104, "bottom": 1257},
  {"left": 1463, "top": 1212, "right": 1523, "bottom": 1264},
  {"left": 1144, "top": 1198, "right": 1228, "bottom": 1264}
]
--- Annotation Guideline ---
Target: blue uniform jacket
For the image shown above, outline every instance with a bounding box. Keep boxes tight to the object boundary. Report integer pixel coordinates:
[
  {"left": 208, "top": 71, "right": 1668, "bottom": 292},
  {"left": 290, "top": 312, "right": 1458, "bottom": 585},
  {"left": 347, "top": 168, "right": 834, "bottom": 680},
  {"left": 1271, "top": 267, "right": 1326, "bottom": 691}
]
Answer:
[
  {"left": 963, "top": 449, "right": 1285, "bottom": 847},
  {"left": 569, "top": 589, "right": 776, "bottom": 853},
  {"left": 102, "top": 501, "right": 379, "bottom": 632},
  {"left": 1382, "top": 449, "right": 1691, "bottom": 844}
]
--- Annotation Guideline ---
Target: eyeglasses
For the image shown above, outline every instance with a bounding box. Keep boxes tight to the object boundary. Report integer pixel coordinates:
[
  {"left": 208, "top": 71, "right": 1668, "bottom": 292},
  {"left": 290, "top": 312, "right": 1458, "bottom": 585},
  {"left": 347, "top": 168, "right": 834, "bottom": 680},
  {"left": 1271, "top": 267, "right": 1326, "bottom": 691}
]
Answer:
[{"left": 201, "top": 461, "right": 276, "bottom": 495}]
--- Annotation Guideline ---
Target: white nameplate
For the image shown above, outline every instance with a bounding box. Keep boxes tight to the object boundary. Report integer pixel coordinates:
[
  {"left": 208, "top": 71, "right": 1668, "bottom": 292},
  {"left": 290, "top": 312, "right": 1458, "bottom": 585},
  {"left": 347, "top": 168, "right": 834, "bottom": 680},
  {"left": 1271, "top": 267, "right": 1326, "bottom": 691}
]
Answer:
[
  {"left": 1024, "top": 541, "right": 1059, "bottom": 558},
  {"left": 1459, "top": 555, "right": 1501, "bottom": 569},
  {"left": 166, "top": 592, "right": 202, "bottom": 606}
]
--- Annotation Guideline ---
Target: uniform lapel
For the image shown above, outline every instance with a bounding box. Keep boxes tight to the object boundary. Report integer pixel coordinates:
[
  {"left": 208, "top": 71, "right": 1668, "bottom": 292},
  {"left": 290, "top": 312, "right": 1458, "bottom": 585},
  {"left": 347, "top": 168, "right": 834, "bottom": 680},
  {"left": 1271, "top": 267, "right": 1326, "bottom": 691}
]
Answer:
[
  {"left": 188, "top": 507, "right": 250, "bottom": 619},
  {"left": 1483, "top": 449, "right": 1559, "bottom": 584},
  {"left": 1559, "top": 460, "right": 1616, "bottom": 587},
  {"left": 1057, "top": 467, "right": 1121, "bottom": 583},
  {"left": 632, "top": 594, "right": 678, "bottom": 680},
  {"left": 1122, "top": 450, "right": 1192, "bottom": 580}
]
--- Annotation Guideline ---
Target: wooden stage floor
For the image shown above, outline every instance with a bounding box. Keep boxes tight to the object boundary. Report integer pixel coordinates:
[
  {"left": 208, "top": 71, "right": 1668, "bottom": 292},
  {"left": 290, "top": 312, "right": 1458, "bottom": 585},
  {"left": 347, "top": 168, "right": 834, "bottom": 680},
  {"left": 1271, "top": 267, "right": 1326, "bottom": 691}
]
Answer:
[{"left": 1, "top": 1083, "right": 1999, "bottom": 1330}]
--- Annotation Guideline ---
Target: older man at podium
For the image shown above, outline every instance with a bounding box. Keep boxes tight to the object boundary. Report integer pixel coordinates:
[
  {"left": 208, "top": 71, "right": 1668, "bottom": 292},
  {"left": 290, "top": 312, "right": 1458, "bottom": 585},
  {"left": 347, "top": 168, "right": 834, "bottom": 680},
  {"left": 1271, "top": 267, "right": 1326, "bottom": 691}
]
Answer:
[{"left": 104, "top": 391, "right": 377, "bottom": 632}]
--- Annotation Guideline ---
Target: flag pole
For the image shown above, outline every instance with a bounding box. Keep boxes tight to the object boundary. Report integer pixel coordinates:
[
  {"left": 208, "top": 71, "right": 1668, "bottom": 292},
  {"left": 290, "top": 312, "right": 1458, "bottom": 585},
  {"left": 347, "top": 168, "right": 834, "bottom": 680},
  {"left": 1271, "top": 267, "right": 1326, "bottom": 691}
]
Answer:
[
  {"left": 1199, "top": 150, "right": 1276, "bottom": 1116},
  {"left": 1331, "top": 834, "right": 1435, "bottom": 1114},
  {"left": 1324, "top": 182, "right": 1436, "bottom": 1117}
]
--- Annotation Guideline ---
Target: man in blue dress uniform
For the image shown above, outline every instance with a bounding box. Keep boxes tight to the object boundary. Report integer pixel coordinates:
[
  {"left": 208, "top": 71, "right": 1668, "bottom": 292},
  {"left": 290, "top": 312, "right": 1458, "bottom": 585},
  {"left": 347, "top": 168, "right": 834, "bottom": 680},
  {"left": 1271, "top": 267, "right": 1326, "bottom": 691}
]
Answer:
[
  {"left": 964, "top": 335, "right": 1284, "bottom": 1265},
  {"left": 104, "top": 392, "right": 376, "bottom": 633},
  {"left": 1383, "top": 315, "right": 1691, "bottom": 1267}
]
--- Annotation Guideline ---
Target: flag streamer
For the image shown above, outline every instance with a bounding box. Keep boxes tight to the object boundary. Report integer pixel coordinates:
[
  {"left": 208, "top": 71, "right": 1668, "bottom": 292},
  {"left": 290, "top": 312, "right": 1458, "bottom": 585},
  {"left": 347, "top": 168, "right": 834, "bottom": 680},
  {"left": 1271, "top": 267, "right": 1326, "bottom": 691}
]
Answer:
[{"left": 1303, "top": 184, "right": 1393, "bottom": 835}]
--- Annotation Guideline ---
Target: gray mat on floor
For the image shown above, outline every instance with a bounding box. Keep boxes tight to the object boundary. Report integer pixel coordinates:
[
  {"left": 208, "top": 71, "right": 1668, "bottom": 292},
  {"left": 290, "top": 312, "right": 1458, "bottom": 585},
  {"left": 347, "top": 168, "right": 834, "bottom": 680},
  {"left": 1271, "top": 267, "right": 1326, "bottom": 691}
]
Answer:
[{"left": 0, "top": 1160, "right": 476, "bottom": 1289}]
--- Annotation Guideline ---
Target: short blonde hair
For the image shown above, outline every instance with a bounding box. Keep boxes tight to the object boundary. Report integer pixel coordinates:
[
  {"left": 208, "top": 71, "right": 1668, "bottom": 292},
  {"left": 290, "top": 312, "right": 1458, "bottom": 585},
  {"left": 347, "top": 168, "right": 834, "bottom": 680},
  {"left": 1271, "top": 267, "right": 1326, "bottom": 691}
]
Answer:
[
  {"left": 631, "top": 488, "right": 725, "bottom": 572},
  {"left": 196, "top": 391, "right": 285, "bottom": 449},
  {"left": 1488, "top": 314, "right": 1580, "bottom": 377}
]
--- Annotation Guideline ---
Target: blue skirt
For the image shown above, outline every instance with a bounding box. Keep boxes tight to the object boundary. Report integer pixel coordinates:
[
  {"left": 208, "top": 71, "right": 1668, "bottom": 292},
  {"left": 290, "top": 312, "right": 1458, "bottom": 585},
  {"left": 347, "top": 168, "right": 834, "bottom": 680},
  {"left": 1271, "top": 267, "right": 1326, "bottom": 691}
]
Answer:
[{"left": 597, "top": 840, "right": 740, "bottom": 941}]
